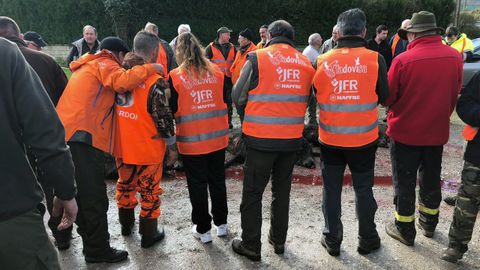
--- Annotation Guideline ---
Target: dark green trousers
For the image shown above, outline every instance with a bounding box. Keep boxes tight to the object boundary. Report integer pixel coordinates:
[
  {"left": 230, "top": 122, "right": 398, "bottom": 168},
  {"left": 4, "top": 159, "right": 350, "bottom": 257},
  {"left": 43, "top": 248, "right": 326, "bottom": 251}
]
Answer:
[
  {"left": 448, "top": 161, "right": 480, "bottom": 253},
  {"left": 0, "top": 209, "right": 60, "bottom": 270},
  {"left": 240, "top": 147, "right": 297, "bottom": 252}
]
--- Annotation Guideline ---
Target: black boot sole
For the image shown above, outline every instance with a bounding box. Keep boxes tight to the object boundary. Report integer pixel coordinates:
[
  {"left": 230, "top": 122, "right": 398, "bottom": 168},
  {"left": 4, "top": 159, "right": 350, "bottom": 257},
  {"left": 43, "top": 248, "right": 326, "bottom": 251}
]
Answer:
[{"left": 85, "top": 252, "right": 128, "bottom": 263}]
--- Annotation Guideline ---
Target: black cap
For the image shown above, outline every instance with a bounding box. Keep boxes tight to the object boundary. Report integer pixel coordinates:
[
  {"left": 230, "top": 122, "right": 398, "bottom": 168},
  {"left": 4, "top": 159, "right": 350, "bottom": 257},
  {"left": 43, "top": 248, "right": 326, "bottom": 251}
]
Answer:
[
  {"left": 23, "top": 31, "right": 48, "bottom": 47},
  {"left": 99, "top": 36, "right": 130, "bottom": 53},
  {"left": 239, "top": 28, "right": 253, "bottom": 41}
]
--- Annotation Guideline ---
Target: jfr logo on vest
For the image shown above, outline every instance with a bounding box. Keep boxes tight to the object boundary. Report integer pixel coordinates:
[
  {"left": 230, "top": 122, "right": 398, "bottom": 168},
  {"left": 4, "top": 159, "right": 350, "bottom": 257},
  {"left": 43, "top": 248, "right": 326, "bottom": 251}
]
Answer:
[{"left": 276, "top": 67, "right": 300, "bottom": 82}]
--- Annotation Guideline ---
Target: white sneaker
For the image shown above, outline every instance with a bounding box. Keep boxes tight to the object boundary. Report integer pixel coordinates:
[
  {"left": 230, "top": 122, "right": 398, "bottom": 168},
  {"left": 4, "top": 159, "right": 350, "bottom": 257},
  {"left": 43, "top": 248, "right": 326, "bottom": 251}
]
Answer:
[
  {"left": 192, "top": 225, "right": 212, "bottom": 243},
  {"left": 215, "top": 224, "right": 228, "bottom": 237}
]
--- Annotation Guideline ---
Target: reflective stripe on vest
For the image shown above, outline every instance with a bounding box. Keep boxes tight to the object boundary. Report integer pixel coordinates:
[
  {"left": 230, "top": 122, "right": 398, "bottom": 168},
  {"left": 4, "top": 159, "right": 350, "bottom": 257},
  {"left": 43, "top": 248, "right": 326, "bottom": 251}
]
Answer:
[
  {"left": 248, "top": 94, "right": 309, "bottom": 103},
  {"left": 209, "top": 42, "right": 235, "bottom": 77},
  {"left": 244, "top": 115, "right": 305, "bottom": 125},
  {"left": 318, "top": 102, "right": 377, "bottom": 112},
  {"left": 395, "top": 212, "right": 415, "bottom": 223},
  {"left": 177, "top": 128, "right": 228, "bottom": 143},
  {"left": 242, "top": 43, "right": 315, "bottom": 139},
  {"left": 463, "top": 125, "right": 479, "bottom": 141},
  {"left": 314, "top": 47, "right": 379, "bottom": 147},
  {"left": 418, "top": 204, "right": 439, "bottom": 215},
  {"left": 175, "top": 109, "right": 228, "bottom": 124},
  {"left": 319, "top": 121, "right": 378, "bottom": 134},
  {"left": 170, "top": 66, "right": 229, "bottom": 155}
]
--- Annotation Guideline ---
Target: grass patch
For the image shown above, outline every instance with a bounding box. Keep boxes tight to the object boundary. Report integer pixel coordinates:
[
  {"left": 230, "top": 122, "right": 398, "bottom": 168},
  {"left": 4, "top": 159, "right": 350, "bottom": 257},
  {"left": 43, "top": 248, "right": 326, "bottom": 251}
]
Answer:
[{"left": 62, "top": 67, "right": 72, "bottom": 79}]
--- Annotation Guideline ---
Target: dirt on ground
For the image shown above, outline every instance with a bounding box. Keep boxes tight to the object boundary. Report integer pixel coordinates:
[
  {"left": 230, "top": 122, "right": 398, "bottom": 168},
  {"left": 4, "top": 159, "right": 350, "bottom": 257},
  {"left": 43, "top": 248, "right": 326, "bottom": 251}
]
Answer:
[{"left": 51, "top": 120, "right": 479, "bottom": 270}]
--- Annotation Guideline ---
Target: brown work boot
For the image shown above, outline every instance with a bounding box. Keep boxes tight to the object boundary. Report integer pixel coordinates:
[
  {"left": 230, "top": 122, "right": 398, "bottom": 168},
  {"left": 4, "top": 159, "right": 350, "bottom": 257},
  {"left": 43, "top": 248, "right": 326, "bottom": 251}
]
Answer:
[
  {"left": 321, "top": 235, "right": 340, "bottom": 256},
  {"left": 442, "top": 247, "right": 463, "bottom": 263},
  {"left": 385, "top": 222, "right": 414, "bottom": 246},
  {"left": 416, "top": 221, "right": 434, "bottom": 238},
  {"left": 357, "top": 236, "right": 381, "bottom": 255},
  {"left": 232, "top": 239, "right": 261, "bottom": 261}
]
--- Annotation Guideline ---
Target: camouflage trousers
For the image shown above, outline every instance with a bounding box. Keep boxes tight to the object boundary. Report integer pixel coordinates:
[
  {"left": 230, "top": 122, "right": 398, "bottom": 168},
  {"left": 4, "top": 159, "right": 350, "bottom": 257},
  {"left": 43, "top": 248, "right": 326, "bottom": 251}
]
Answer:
[
  {"left": 115, "top": 159, "right": 164, "bottom": 219},
  {"left": 448, "top": 161, "right": 480, "bottom": 253}
]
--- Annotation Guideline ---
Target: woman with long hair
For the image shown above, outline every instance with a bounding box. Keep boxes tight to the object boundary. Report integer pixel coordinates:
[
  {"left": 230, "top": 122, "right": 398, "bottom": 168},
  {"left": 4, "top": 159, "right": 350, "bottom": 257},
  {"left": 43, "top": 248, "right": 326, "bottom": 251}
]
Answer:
[{"left": 169, "top": 32, "right": 229, "bottom": 243}]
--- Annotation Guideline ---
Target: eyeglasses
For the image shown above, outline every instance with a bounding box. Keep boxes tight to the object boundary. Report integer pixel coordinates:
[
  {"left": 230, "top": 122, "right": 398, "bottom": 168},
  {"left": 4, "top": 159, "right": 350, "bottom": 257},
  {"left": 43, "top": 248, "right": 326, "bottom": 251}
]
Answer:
[{"left": 446, "top": 34, "right": 455, "bottom": 38}]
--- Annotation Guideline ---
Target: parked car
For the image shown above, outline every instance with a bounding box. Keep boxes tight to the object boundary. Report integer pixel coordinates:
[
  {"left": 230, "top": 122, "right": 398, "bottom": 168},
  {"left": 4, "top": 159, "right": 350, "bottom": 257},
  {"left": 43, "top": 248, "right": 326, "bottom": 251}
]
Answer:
[{"left": 463, "top": 37, "right": 480, "bottom": 88}]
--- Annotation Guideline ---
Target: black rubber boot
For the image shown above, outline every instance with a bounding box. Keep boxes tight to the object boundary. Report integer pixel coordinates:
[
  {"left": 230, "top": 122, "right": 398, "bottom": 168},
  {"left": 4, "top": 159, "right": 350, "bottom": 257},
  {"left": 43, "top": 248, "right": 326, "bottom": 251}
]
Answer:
[
  {"left": 118, "top": 208, "right": 135, "bottom": 236},
  {"left": 139, "top": 218, "right": 165, "bottom": 248}
]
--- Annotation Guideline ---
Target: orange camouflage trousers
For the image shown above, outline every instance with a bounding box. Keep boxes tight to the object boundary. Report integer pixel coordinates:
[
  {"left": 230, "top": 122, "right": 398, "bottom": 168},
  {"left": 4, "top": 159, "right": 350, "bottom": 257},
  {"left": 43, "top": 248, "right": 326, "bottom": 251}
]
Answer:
[{"left": 115, "top": 159, "right": 164, "bottom": 219}]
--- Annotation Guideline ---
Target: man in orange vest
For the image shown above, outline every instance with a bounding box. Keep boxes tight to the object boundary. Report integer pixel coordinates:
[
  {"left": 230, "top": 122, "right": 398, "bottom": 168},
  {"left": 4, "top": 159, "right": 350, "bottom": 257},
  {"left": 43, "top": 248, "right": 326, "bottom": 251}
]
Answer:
[
  {"left": 230, "top": 28, "right": 257, "bottom": 122},
  {"left": 389, "top": 19, "right": 411, "bottom": 59},
  {"left": 206, "top": 26, "right": 237, "bottom": 128},
  {"left": 313, "top": 8, "right": 389, "bottom": 256},
  {"left": 144, "top": 22, "right": 177, "bottom": 79},
  {"left": 56, "top": 37, "right": 164, "bottom": 263},
  {"left": 442, "top": 71, "right": 480, "bottom": 263},
  {"left": 114, "top": 31, "right": 177, "bottom": 248},
  {"left": 256, "top": 24, "right": 268, "bottom": 49},
  {"left": 231, "top": 20, "right": 315, "bottom": 261}
]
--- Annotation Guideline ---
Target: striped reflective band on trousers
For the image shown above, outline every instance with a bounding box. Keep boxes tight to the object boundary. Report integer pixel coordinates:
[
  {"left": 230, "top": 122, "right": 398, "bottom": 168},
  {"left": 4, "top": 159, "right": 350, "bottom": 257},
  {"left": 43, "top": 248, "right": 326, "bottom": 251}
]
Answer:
[
  {"left": 319, "top": 121, "right": 377, "bottom": 134},
  {"left": 244, "top": 115, "right": 304, "bottom": 125},
  {"left": 318, "top": 102, "right": 377, "bottom": 112},
  {"left": 395, "top": 212, "right": 415, "bottom": 223},
  {"left": 248, "top": 94, "right": 309, "bottom": 103},
  {"left": 175, "top": 109, "right": 227, "bottom": 124},
  {"left": 177, "top": 129, "right": 229, "bottom": 143},
  {"left": 418, "top": 204, "right": 439, "bottom": 215}
]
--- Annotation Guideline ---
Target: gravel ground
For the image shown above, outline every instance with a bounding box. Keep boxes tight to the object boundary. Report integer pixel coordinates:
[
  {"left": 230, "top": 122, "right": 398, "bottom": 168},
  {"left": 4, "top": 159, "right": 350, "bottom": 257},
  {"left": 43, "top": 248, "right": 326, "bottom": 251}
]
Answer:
[{"left": 51, "top": 121, "right": 480, "bottom": 270}]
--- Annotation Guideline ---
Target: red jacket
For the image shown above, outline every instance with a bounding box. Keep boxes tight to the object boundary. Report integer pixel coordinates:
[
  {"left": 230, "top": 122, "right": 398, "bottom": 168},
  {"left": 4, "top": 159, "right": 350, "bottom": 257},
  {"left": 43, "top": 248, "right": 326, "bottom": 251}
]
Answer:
[{"left": 383, "top": 35, "right": 463, "bottom": 145}]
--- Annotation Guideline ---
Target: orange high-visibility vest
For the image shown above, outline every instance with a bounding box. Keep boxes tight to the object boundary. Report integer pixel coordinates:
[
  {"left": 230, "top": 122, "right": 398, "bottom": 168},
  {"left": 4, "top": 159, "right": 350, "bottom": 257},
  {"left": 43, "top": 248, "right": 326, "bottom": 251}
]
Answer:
[
  {"left": 156, "top": 43, "right": 169, "bottom": 80},
  {"left": 463, "top": 125, "right": 479, "bottom": 141},
  {"left": 242, "top": 43, "right": 315, "bottom": 139},
  {"left": 256, "top": 41, "right": 265, "bottom": 49},
  {"left": 391, "top": 34, "right": 401, "bottom": 56},
  {"left": 114, "top": 74, "right": 166, "bottom": 165},
  {"left": 314, "top": 47, "right": 379, "bottom": 147},
  {"left": 230, "top": 42, "right": 257, "bottom": 84},
  {"left": 170, "top": 66, "right": 228, "bottom": 155},
  {"left": 209, "top": 42, "right": 235, "bottom": 77}
]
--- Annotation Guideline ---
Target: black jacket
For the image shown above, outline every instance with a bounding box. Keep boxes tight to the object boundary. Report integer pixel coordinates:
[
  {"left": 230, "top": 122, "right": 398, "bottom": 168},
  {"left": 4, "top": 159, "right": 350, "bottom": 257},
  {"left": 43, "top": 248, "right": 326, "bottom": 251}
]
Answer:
[
  {"left": 7, "top": 37, "right": 67, "bottom": 105},
  {"left": 0, "top": 38, "right": 76, "bottom": 221},
  {"left": 457, "top": 71, "right": 480, "bottom": 165},
  {"left": 366, "top": 37, "right": 392, "bottom": 69}
]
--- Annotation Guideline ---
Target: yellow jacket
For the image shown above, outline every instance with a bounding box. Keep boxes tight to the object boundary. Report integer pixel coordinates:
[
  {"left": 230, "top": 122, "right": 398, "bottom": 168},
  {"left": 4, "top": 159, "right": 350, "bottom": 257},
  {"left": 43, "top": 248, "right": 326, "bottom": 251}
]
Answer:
[{"left": 450, "top": 33, "right": 474, "bottom": 53}]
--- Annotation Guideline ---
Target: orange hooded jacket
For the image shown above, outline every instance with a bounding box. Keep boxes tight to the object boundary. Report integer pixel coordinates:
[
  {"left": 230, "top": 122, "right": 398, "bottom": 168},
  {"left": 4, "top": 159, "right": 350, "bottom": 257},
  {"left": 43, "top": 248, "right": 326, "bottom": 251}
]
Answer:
[{"left": 56, "top": 49, "right": 158, "bottom": 153}]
